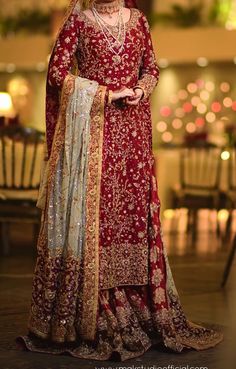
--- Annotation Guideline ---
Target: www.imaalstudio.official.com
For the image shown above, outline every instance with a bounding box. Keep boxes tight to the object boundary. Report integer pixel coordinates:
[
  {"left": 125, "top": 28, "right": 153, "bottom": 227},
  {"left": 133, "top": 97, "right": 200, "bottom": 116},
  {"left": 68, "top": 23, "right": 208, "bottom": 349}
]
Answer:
[{"left": 94, "top": 365, "right": 209, "bottom": 369}]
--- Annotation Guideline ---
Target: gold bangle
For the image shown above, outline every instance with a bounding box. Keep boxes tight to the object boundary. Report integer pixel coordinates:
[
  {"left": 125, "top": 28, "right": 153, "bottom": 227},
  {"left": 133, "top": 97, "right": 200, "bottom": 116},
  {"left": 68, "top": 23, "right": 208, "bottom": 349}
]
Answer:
[{"left": 108, "top": 90, "right": 113, "bottom": 105}]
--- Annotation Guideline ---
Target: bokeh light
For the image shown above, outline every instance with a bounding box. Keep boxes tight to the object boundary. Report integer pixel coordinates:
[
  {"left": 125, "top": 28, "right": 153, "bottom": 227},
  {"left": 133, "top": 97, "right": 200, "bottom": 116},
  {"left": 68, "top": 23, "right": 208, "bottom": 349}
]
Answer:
[
  {"left": 196, "top": 79, "right": 205, "bottom": 88},
  {"left": 170, "top": 95, "right": 179, "bottom": 104},
  {"left": 206, "top": 112, "right": 216, "bottom": 123},
  {"left": 175, "top": 107, "right": 185, "bottom": 118},
  {"left": 183, "top": 102, "right": 193, "bottom": 113},
  {"left": 172, "top": 118, "right": 183, "bottom": 129},
  {"left": 164, "top": 209, "right": 175, "bottom": 219},
  {"left": 220, "top": 82, "right": 230, "bottom": 93},
  {"left": 211, "top": 102, "right": 222, "bottom": 113},
  {"left": 223, "top": 97, "right": 233, "bottom": 108},
  {"left": 186, "top": 122, "right": 196, "bottom": 133},
  {"left": 187, "top": 83, "right": 198, "bottom": 94},
  {"left": 221, "top": 151, "right": 230, "bottom": 161},
  {"left": 178, "top": 89, "right": 188, "bottom": 100},
  {"left": 200, "top": 90, "right": 210, "bottom": 101},
  {"left": 156, "top": 121, "right": 167, "bottom": 132},
  {"left": 195, "top": 117, "right": 205, "bottom": 127},
  {"left": 160, "top": 106, "right": 172, "bottom": 117},
  {"left": 197, "top": 57, "right": 209, "bottom": 67},
  {"left": 217, "top": 209, "right": 229, "bottom": 221},
  {"left": 197, "top": 103, "right": 207, "bottom": 114},
  {"left": 162, "top": 132, "right": 173, "bottom": 143},
  {"left": 191, "top": 96, "right": 201, "bottom": 106},
  {"left": 205, "top": 81, "right": 215, "bottom": 92},
  {"left": 232, "top": 101, "right": 236, "bottom": 111}
]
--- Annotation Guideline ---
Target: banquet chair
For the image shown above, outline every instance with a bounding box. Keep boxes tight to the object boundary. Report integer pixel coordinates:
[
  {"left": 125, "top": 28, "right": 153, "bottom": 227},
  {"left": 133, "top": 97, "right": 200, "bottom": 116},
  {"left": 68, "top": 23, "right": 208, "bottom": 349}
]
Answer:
[
  {"left": 224, "top": 148, "right": 236, "bottom": 238},
  {"left": 221, "top": 148, "right": 236, "bottom": 286},
  {"left": 171, "top": 142, "right": 222, "bottom": 241},
  {"left": 0, "top": 126, "right": 45, "bottom": 255}
]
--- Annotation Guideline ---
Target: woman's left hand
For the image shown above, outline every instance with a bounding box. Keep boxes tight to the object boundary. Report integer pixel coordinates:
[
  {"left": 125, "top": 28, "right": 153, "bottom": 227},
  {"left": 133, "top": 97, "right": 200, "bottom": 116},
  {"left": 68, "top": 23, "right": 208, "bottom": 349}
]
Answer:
[{"left": 125, "top": 88, "right": 144, "bottom": 106}]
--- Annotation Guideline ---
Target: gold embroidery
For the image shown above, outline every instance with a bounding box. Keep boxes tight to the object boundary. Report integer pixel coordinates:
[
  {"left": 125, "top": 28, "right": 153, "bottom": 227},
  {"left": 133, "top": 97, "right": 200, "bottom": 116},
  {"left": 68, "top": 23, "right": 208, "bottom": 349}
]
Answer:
[
  {"left": 99, "top": 242, "right": 149, "bottom": 289},
  {"left": 80, "top": 85, "right": 107, "bottom": 341}
]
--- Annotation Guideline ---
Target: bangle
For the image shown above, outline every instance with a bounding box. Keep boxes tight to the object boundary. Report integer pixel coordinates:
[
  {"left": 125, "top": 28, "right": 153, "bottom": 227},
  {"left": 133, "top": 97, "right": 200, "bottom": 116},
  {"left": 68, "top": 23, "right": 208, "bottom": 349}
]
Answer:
[
  {"left": 108, "top": 90, "right": 113, "bottom": 105},
  {"left": 133, "top": 86, "right": 145, "bottom": 98}
]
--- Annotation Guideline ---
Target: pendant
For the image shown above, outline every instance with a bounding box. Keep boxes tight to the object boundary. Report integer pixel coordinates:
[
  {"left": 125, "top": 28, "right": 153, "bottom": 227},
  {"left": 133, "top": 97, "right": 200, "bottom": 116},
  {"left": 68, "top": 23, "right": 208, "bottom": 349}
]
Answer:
[{"left": 112, "top": 55, "right": 121, "bottom": 64}]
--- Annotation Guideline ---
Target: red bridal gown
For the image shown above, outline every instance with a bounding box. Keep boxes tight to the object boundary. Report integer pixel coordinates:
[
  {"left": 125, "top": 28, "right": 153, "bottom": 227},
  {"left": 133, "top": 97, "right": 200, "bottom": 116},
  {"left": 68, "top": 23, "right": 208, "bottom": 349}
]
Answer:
[{"left": 17, "top": 7, "right": 223, "bottom": 361}]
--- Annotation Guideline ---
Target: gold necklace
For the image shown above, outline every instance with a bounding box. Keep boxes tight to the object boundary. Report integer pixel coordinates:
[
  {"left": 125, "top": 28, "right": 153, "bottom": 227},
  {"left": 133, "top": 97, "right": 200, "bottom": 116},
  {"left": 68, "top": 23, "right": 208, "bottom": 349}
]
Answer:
[{"left": 93, "top": 0, "right": 123, "bottom": 18}]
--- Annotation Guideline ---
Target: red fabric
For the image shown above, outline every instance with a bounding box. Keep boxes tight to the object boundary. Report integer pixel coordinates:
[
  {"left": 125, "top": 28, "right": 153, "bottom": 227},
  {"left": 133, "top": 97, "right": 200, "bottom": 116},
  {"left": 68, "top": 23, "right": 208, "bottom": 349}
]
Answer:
[
  {"left": 45, "top": 0, "right": 139, "bottom": 159},
  {"left": 125, "top": 0, "right": 138, "bottom": 8}
]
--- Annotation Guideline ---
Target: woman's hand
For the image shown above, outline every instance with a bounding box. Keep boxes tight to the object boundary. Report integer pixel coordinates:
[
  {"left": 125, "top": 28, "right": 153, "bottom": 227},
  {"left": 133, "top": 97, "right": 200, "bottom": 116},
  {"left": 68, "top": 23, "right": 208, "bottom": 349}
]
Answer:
[
  {"left": 111, "top": 87, "right": 135, "bottom": 102},
  {"left": 126, "top": 87, "right": 144, "bottom": 106}
]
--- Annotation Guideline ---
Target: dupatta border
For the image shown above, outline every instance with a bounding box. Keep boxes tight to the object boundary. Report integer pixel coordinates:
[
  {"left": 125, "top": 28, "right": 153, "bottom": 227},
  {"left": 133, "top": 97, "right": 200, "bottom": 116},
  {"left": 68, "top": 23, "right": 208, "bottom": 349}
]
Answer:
[{"left": 80, "top": 85, "right": 107, "bottom": 341}]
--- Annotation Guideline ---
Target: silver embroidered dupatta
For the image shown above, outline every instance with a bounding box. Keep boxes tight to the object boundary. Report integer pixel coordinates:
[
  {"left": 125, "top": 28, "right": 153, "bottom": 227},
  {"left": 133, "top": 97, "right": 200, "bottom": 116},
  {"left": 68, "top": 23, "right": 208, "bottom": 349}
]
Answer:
[
  {"left": 29, "top": 74, "right": 107, "bottom": 342},
  {"left": 39, "top": 77, "right": 98, "bottom": 256}
]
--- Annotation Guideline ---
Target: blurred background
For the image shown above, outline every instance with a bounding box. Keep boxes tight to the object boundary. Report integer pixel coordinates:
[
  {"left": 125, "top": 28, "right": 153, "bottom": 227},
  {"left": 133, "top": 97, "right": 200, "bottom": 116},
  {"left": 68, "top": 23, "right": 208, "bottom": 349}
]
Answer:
[{"left": 0, "top": 1, "right": 236, "bottom": 367}]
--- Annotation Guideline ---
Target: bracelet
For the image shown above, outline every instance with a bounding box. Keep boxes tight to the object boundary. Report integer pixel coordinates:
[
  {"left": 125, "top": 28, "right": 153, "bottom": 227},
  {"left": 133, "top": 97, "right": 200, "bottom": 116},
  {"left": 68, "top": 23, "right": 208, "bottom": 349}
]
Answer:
[
  {"left": 133, "top": 86, "right": 145, "bottom": 98},
  {"left": 108, "top": 90, "right": 113, "bottom": 105}
]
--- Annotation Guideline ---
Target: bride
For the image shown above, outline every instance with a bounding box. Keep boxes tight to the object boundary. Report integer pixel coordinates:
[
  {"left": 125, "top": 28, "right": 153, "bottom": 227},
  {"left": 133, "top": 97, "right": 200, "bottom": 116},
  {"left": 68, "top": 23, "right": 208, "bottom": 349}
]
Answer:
[{"left": 17, "top": 0, "right": 223, "bottom": 361}]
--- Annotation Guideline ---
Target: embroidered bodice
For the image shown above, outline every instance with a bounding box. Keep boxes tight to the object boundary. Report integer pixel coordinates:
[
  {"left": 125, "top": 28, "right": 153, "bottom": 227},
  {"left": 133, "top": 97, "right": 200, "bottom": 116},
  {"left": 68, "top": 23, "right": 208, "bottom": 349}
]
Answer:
[{"left": 48, "top": 8, "right": 159, "bottom": 98}]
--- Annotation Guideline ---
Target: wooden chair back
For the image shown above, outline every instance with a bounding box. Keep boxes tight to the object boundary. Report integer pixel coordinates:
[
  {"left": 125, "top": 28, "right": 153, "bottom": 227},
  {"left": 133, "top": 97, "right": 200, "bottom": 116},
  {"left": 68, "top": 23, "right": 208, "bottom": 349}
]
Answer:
[
  {"left": 0, "top": 126, "right": 45, "bottom": 191},
  {"left": 180, "top": 143, "right": 221, "bottom": 190}
]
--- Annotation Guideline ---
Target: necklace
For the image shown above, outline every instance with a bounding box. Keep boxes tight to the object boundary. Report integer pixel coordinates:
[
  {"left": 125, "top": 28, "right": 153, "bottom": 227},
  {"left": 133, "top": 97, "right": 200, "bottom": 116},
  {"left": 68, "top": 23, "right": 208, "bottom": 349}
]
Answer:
[
  {"left": 93, "top": 0, "right": 123, "bottom": 18},
  {"left": 92, "top": 6, "right": 126, "bottom": 65}
]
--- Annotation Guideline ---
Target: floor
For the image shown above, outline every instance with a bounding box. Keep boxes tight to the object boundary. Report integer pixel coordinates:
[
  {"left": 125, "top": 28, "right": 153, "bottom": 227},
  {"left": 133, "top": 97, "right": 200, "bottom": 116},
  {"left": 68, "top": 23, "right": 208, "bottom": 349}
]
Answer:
[{"left": 0, "top": 216, "right": 235, "bottom": 369}]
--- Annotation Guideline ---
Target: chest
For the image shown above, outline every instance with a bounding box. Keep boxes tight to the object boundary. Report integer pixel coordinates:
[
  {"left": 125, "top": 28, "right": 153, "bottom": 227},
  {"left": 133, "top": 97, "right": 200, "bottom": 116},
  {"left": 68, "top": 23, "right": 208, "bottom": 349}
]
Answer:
[{"left": 76, "top": 20, "right": 145, "bottom": 67}]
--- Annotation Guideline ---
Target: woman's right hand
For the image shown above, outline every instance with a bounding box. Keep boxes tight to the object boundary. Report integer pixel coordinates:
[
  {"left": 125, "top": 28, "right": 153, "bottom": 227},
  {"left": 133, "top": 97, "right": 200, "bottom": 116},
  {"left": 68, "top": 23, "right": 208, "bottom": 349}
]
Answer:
[{"left": 111, "top": 87, "right": 135, "bottom": 102}]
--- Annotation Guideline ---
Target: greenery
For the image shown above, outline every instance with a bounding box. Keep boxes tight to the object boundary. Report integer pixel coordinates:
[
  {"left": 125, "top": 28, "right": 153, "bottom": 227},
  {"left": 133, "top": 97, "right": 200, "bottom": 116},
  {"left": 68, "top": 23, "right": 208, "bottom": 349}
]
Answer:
[
  {"left": 150, "top": 2, "right": 203, "bottom": 28},
  {"left": 209, "top": 0, "right": 232, "bottom": 25},
  {"left": 150, "top": 0, "right": 234, "bottom": 28},
  {"left": 0, "top": 9, "right": 50, "bottom": 37}
]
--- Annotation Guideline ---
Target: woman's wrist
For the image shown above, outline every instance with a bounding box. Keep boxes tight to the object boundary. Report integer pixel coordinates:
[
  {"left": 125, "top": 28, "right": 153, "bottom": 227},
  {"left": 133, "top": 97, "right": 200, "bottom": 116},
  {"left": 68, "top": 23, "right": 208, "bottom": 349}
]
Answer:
[{"left": 133, "top": 86, "right": 144, "bottom": 98}]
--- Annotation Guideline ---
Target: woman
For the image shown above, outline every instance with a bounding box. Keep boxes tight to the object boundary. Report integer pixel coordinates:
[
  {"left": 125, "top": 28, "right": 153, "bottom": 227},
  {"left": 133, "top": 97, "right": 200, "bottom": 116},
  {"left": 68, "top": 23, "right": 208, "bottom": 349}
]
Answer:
[{"left": 17, "top": 0, "right": 223, "bottom": 361}]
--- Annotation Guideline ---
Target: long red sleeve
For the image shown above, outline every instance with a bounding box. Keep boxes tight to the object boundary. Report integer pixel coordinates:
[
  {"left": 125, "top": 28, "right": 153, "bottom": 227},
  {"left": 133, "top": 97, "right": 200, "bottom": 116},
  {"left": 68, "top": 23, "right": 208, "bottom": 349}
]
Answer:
[
  {"left": 48, "top": 12, "right": 79, "bottom": 88},
  {"left": 135, "top": 12, "right": 160, "bottom": 99}
]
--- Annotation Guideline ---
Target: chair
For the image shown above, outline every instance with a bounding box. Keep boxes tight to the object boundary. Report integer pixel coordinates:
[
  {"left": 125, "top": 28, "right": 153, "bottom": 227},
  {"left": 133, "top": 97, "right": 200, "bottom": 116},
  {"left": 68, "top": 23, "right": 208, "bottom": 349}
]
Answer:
[
  {"left": 221, "top": 148, "right": 236, "bottom": 287},
  {"left": 172, "top": 142, "right": 222, "bottom": 241},
  {"left": 224, "top": 148, "right": 236, "bottom": 237},
  {"left": 0, "top": 126, "right": 45, "bottom": 255}
]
